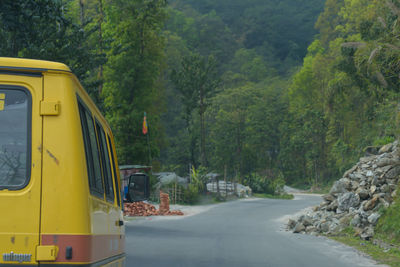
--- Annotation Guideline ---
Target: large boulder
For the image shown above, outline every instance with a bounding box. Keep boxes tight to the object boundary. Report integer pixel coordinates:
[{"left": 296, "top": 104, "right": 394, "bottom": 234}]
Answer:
[
  {"left": 379, "top": 143, "right": 393, "bottom": 154},
  {"left": 330, "top": 178, "right": 351, "bottom": 194},
  {"left": 337, "top": 192, "right": 360, "bottom": 212},
  {"left": 384, "top": 166, "right": 400, "bottom": 179},
  {"left": 293, "top": 222, "right": 305, "bottom": 233}
]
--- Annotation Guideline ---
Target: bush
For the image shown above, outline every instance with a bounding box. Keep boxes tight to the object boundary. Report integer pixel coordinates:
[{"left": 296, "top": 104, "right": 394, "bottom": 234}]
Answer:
[
  {"left": 242, "top": 172, "right": 283, "bottom": 194},
  {"left": 373, "top": 136, "right": 395, "bottom": 146},
  {"left": 183, "top": 184, "right": 200, "bottom": 204}
]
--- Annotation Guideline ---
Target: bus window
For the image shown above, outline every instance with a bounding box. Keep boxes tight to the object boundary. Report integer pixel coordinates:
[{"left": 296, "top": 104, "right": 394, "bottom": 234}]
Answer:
[
  {"left": 78, "top": 101, "right": 104, "bottom": 198},
  {"left": 0, "top": 88, "right": 30, "bottom": 189},
  {"left": 97, "top": 122, "right": 114, "bottom": 203},
  {"left": 108, "top": 135, "right": 121, "bottom": 207}
]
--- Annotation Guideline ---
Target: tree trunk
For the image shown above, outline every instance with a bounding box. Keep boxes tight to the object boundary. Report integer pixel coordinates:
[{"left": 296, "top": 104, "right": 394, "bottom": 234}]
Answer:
[
  {"left": 200, "top": 91, "right": 207, "bottom": 167},
  {"left": 98, "top": 0, "right": 104, "bottom": 96},
  {"left": 224, "top": 164, "right": 227, "bottom": 197},
  {"left": 79, "top": 0, "right": 85, "bottom": 26}
]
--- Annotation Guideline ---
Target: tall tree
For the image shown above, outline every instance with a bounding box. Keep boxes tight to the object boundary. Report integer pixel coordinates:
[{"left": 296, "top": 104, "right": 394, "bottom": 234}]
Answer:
[
  {"left": 171, "top": 53, "right": 220, "bottom": 167},
  {"left": 103, "top": 0, "right": 167, "bottom": 165},
  {"left": 0, "top": 0, "right": 95, "bottom": 82}
]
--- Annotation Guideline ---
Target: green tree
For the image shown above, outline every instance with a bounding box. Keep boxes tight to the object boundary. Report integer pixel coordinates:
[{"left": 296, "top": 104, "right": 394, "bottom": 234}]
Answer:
[
  {"left": 171, "top": 53, "right": 220, "bottom": 167},
  {"left": 103, "top": 0, "right": 167, "bottom": 165},
  {"left": 0, "top": 0, "right": 95, "bottom": 85}
]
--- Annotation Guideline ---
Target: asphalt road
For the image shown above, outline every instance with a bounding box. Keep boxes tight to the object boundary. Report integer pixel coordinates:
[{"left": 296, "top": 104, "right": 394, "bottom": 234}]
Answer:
[{"left": 125, "top": 194, "right": 386, "bottom": 267}]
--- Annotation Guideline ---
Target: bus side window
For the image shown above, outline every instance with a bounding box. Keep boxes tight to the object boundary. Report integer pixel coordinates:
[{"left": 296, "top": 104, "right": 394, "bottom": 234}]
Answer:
[
  {"left": 78, "top": 101, "right": 104, "bottom": 198},
  {"left": 107, "top": 135, "right": 121, "bottom": 207},
  {"left": 97, "top": 122, "right": 114, "bottom": 203}
]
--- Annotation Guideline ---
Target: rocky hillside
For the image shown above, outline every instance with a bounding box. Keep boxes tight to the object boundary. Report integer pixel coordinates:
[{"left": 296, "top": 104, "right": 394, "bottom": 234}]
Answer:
[{"left": 288, "top": 142, "right": 400, "bottom": 240}]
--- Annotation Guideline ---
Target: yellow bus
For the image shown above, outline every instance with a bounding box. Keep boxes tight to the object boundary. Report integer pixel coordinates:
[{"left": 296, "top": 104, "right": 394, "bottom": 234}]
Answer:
[{"left": 0, "top": 57, "right": 145, "bottom": 266}]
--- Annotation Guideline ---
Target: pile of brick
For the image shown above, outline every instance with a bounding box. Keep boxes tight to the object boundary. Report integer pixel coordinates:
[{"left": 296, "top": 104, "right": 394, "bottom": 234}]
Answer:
[
  {"left": 124, "top": 202, "right": 159, "bottom": 216},
  {"left": 123, "top": 191, "right": 183, "bottom": 216},
  {"left": 159, "top": 192, "right": 170, "bottom": 213}
]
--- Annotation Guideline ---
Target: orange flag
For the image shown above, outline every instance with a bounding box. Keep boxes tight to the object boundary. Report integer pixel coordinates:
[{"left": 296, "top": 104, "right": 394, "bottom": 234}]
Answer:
[{"left": 142, "top": 112, "right": 148, "bottom": 135}]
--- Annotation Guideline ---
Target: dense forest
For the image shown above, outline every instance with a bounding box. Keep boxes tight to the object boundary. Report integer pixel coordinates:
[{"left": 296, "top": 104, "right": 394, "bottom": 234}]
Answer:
[{"left": 1, "top": 0, "right": 400, "bottom": 190}]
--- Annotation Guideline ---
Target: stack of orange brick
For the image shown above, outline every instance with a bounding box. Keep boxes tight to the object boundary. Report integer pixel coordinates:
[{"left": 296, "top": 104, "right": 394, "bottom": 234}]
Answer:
[
  {"left": 159, "top": 192, "right": 170, "bottom": 214},
  {"left": 124, "top": 202, "right": 159, "bottom": 216},
  {"left": 123, "top": 191, "right": 184, "bottom": 217}
]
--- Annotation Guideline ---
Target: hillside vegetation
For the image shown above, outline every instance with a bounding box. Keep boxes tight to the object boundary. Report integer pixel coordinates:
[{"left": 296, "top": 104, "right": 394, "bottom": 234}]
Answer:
[{"left": 0, "top": 0, "right": 399, "bottom": 193}]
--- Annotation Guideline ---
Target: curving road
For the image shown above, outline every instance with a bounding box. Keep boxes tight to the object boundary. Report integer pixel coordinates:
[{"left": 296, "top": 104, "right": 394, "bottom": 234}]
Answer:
[{"left": 125, "top": 194, "right": 386, "bottom": 267}]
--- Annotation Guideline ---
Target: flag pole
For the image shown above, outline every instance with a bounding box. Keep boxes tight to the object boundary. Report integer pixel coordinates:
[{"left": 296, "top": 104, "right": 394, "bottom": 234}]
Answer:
[
  {"left": 143, "top": 112, "right": 152, "bottom": 165},
  {"left": 147, "top": 130, "right": 152, "bottom": 165}
]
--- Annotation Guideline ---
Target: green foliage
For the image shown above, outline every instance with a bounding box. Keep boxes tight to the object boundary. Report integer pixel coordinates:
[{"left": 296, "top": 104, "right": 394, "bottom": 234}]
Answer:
[
  {"left": 332, "top": 228, "right": 400, "bottom": 267},
  {"left": 183, "top": 183, "right": 200, "bottom": 204},
  {"left": 7, "top": 0, "right": 400, "bottom": 200},
  {"left": 102, "top": 0, "right": 168, "bottom": 165},
  {"left": 376, "top": 192, "right": 400, "bottom": 243},
  {"left": 170, "top": 53, "right": 220, "bottom": 167},
  {"left": 279, "top": 0, "right": 400, "bottom": 186},
  {"left": 373, "top": 136, "right": 396, "bottom": 146},
  {"left": 242, "top": 172, "right": 284, "bottom": 195},
  {"left": 0, "top": 0, "right": 97, "bottom": 97},
  {"left": 190, "top": 166, "right": 208, "bottom": 192}
]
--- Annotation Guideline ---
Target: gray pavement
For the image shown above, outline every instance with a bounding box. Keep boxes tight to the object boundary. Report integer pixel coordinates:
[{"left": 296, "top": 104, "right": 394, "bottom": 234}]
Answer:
[{"left": 125, "top": 194, "right": 386, "bottom": 267}]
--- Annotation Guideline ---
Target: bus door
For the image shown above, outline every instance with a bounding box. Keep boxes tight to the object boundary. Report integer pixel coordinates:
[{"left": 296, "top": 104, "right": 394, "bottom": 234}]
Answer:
[{"left": 0, "top": 74, "right": 43, "bottom": 265}]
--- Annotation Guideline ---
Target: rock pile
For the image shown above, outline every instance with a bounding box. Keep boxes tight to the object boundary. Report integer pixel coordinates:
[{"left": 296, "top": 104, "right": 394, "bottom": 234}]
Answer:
[
  {"left": 124, "top": 201, "right": 184, "bottom": 216},
  {"left": 287, "top": 141, "right": 400, "bottom": 240}
]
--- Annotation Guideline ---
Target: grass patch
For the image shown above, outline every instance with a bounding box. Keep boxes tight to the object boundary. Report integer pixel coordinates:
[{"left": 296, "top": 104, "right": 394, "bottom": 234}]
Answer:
[
  {"left": 330, "top": 228, "right": 400, "bottom": 267},
  {"left": 376, "top": 193, "right": 400, "bottom": 244},
  {"left": 253, "top": 193, "right": 294, "bottom": 199}
]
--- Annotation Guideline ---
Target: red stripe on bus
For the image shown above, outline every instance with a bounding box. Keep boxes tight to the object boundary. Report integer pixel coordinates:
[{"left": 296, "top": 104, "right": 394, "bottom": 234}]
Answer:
[{"left": 41, "top": 234, "right": 125, "bottom": 263}]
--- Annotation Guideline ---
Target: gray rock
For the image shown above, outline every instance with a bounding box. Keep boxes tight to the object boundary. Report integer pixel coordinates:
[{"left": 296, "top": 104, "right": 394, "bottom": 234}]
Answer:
[
  {"left": 363, "top": 195, "right": 380, "bottom": 211},
  {"left": 287, "top": 219, "right": 296, "bottom": 229},
  {"left": 356, "top": 188, "right": 369, "bottom": 200},
  {"left": 299, "top": 215, "right": 313, "bottom": 227},
  {"left": 361, "top": 164, "right": 370, "bottom": 169},
  {"left": 379, "top": 143, "right": 393, "bottom": 154},
  {"left": 351, "top": 181, "right": 360, "bottom": 191},
  {"left": 320, "top": 221, "right": 330, "bottom": 232},
  {"left": 353, "top": 172, "right": 366, "bottom": 181},
  {"left": 380, "top": 184, "right": 389, "bottom": 193},
  {"left": 330, "top": 178, "right": 351, "bottom": 194},
  {"left": 322, "top": 194, "right": 335, "bottom": 203},
  {"left": 368, "top": 213, "right": 381, "bottom": 225},
  {"left": 360, "top": 155, "right": 377, "bottom": 163},
  {"left": 361, "top": 226, "right": 374, "bottom": 240},
  {"left": 339, "top": 214, "right": 353, "bottom": 226},
  {"left": 293, "top": 222, "right": 305, "bottom": 233},
  {"left": 366, "top": 170, "right": 373, "bottom": 177},
  {"left": 329, "top": 223, "right": 340, "bottom": 233},
  {"left": 385, "top": 166, "right": 400, "bottom": 179},
  {"left": 370, "top": 185, "right": 377, "bottom": 194},
  {"left": 343, "top": 165, "right": 358, "bottom": 178},
  {"left": 350, "top": 214, "right": 361, "bottom": 227},
  {"left": 306, "top": 226, "right": 317, "bottom": 233},
  {"left": 377, "top": 158, "right": 397, "bottom": 167},
  {"left": 338, "top": 192, "right": 360, "bottom": 212},
  {"left": 327, "top": 199, "right": 338, "bottom": 212},
  {"left": 381, "top": 165, "right": 393, "bottom": 173}
]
